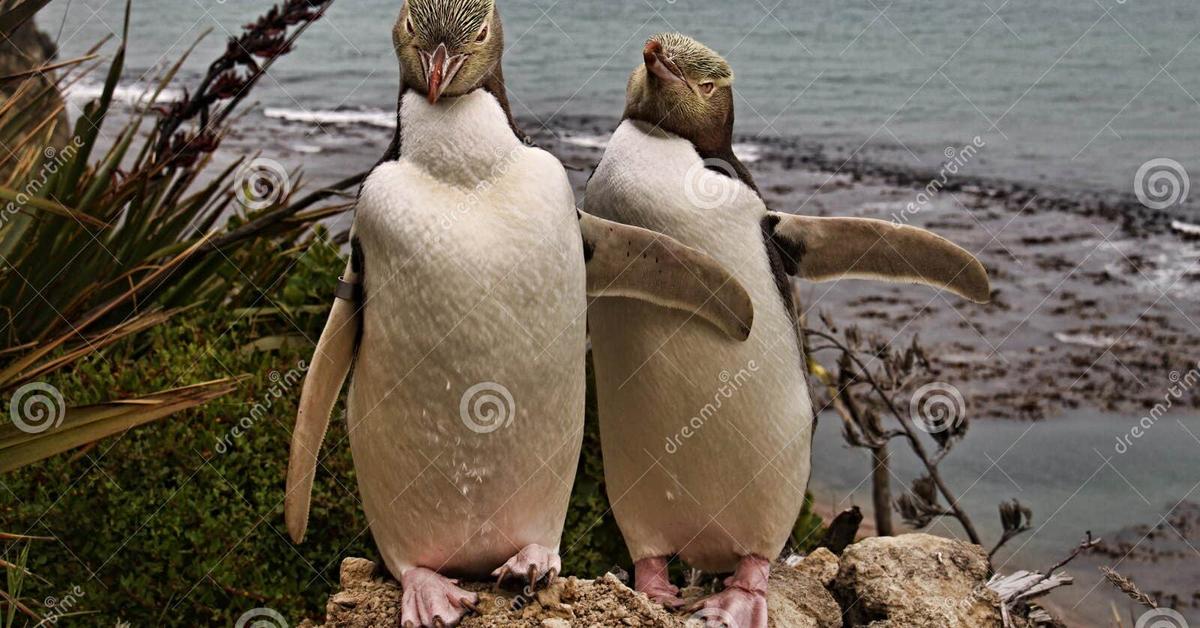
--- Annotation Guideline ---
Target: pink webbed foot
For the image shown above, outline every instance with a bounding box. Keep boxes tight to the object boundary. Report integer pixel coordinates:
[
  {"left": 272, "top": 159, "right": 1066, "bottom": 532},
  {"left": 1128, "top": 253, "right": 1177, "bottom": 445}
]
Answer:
[
  {"left": 491, "top": 543, "right": 562, "bottom": 589},
  {"left": 686, "top": 555, "right": 770, "bottom": 628},
  {"left": 399, "top": 567, "right": 479, "bottom": 628},
  {"left": 635, "top": 556, "right": 685, "bottom": 608}
]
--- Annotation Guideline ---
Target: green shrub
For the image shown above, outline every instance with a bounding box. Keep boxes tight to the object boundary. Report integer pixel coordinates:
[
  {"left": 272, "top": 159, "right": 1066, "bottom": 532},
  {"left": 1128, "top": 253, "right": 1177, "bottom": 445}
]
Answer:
[
  {"left": 1, "top": 239, "right": 372, "bottom": 626},
  {"left": 560, "top": 359, "right": 631, "bottom": 578}
]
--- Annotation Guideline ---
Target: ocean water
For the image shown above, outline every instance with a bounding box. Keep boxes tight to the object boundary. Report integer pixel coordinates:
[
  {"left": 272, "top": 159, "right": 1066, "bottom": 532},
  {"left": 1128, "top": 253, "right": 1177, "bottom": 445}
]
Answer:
[
  {"left": 810, "top": 409, "right": 1200, "bottom": 624},
  {"left": 811, "top": 410, "right": 1200, "bottom": 559},
  {"left": 39, "top": 0, "right": 1200, "bottom": 208}
]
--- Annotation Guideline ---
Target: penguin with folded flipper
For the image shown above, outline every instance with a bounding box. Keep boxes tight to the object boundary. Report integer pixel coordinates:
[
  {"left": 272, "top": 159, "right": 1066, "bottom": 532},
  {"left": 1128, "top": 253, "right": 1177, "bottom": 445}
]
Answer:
[
  {"left": 585, "top": 33, "right": 990, "bottom": 628},
  {"left": 282, "top": 8, "right": 755, "bottom": 628}
]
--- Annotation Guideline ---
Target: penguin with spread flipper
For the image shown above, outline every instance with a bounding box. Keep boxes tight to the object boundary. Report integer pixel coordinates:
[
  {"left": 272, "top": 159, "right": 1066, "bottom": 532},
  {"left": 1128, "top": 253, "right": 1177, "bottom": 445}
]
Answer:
[
  {"left": 283, "top": 10, "right": 755, "bottom": 628},
  {"left": 586, "top": 33, "right": 990, "bottom": 628}
]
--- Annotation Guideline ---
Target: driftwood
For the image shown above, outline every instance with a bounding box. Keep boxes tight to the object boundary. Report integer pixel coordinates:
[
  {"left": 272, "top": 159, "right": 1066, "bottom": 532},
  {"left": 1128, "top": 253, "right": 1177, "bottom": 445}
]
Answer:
[
  {"left": 988, "top": 533, "right": 1100, "bottom": 628},
  {"left": 987, "top": 570, "right": 1074, "bottom": 603}
]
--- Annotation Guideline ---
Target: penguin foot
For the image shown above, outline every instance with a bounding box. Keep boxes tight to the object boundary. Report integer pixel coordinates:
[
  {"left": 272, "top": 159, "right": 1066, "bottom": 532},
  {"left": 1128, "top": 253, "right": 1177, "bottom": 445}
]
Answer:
[
  {"left": 399, "top": 567, "right": 478, "bottom": 628},
  {"left": 685, "top": 555, "right": 770, "bottom": 628},
  {"left": 491, "top": 543, "right": 562, "bottom": 590},
  {"left": 634, "top": 556, "right": 685, "bottom": 608}
]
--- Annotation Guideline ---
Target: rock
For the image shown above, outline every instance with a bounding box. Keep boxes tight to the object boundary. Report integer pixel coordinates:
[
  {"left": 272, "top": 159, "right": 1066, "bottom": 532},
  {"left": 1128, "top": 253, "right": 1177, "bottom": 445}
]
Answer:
[
  {"left": 309, "top": 558, "right": 841, "bottom": 627},
  {"left": 317, "top": 558, "right": 401, "bottom": 628},
  {"left": 795, "top": 548, "right": 840, "bottom": 586},
  {"left": 767, "top": 558, "right": 841, "bottom": 628},
  {"left": 833, "top": 533, "right": 1002, "bottom": 627},
  {"left": 0, "top": 17, "right": 71, "bottom": 180},
  {"left": 309, "top": 534, "right": 1010, "bottom": 627}
]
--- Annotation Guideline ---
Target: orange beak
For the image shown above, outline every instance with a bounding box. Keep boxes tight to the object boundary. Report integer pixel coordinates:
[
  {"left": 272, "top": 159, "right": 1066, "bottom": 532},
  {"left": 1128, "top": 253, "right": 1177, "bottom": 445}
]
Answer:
[
  {"left": 421, "top": 43, "right": 469, "bottom": 105},
  {"left": 643, "top": 40, "right": 685, "bottom": 85}
]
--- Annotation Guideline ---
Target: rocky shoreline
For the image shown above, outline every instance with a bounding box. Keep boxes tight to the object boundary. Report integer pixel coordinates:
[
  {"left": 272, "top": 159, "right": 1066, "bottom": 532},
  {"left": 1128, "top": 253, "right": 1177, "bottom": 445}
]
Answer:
[
  {"left": 252, "top": 107, "right": 1199, "bottom": 423},
  {"left": 527, "top": 115, "right": 1200, "bottom": 424},
  {"left": 531, "top": 114, "right": 1199, "bottom": 234}
]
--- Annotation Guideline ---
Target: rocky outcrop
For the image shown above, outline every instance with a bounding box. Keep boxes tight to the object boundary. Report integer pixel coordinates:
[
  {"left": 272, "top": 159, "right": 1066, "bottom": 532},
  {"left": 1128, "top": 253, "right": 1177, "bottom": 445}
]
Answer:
[
  {"left": 832, "top": 534, "right": 1002, "bottom": 627},
  {"left": 305, "top": 535, "right": 1007, "bottom": 627},
  {"left": 0, "top": 15, "right": 72, "bottom": 180}
]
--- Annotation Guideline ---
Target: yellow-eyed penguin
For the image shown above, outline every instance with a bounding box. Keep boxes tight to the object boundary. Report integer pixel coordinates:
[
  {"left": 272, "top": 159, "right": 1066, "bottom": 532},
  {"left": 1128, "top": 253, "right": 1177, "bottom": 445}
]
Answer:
[
  {"left": 283, "top": 10, "right": 755, "bottom": 628},
  {"left": 585, "top": 33, "right": 991, "bottom": 628}
]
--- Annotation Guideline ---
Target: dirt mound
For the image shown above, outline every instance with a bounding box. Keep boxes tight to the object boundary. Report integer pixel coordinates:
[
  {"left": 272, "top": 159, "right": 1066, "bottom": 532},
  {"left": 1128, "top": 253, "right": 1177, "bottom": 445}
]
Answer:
[{"left": 304, "top": 535, "right": 1024, "bottom": 627}]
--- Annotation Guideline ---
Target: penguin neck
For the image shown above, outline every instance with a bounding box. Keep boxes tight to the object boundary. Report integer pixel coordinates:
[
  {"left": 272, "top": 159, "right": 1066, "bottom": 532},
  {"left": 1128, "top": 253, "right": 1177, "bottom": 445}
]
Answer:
[
  {"left": 400, "top": 88, "right": 526, "bottom": 186},
  {"left": 624, "top": 112, "right": 761, "bottom": 197}
]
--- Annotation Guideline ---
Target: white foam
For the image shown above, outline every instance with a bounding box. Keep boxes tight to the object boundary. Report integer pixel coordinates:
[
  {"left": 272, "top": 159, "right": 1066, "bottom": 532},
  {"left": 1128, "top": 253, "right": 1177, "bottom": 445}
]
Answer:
[
  {"left": 1053, "top": 332, "right": 1119, "bottom": 349},
  {"left": 264, "top": 107, "right": 396, "bottom": 129},
  {"left": 1101, "top": 238, "right": 1200, "bottom": 299},
  {"left": 733, "top": 142, "right": 764, "bottom": 163},
  {"left": 1171, "top": 220, "right": 1200, "bottom": 237},
  {"left": 562, "top": 133, "right": 609, "bottom": 150},
  {"left": 66, "top": 80, "right": 184, "bottom": 107}
]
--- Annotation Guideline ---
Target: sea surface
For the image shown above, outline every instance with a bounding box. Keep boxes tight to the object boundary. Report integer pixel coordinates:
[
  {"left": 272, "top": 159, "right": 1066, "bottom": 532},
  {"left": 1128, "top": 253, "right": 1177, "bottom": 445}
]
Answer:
[
  {"left": 811, "top": 409, "right": 1200, "bottom": 558},
  {"left": 39, "top": 0, "right": 1200, "bottom": 211},
  {"left": 811, "top": 410, "right": 1200, "bottom": 624}
]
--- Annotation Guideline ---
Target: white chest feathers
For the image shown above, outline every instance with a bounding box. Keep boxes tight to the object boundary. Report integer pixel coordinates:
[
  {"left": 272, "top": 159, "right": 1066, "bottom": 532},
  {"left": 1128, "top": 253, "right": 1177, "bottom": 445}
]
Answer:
[
  {"left": 398, "top": 90, "right": 527, "bottom": 187},
  {"left": 356, "top": 89, "right": 575, "bottom": 259},
  {"left": 588, "top": 120, "right": 764, "bottom": 241}
]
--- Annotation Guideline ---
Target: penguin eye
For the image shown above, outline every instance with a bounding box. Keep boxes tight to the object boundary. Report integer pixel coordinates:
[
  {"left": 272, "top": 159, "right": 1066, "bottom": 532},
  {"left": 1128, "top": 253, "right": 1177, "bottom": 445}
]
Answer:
[
  {"left": 475, "top": 23, "right": 489, "bottom": 43},
  {"left": 699, "top": 82, "right": 716, "bottom": 97},
  {"left": 405, "top": 16, "right": 415, "bottom": 36}
]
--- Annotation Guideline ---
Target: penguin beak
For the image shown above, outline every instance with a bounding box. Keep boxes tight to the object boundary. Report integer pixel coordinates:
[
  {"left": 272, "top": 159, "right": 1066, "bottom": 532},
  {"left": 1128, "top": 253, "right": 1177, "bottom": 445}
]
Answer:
[
  {"left": 643, "top": 40, "right": 686, "bottom": 86},
  {"left": 420, "top": 43, "right": 468, "bottom": 104}
]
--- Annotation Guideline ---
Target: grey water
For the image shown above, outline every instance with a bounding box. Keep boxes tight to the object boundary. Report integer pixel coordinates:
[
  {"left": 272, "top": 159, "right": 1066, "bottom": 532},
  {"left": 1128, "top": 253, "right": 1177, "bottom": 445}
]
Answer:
[
  {"left": 40, "top": 0, "right": 1200, "bottom": 211},
  {"left": 812, "top": 409, "right": 1200, "bottom": 558},
  {"left": 810, "top": 409, "right": 1200, "bottom": 622}
]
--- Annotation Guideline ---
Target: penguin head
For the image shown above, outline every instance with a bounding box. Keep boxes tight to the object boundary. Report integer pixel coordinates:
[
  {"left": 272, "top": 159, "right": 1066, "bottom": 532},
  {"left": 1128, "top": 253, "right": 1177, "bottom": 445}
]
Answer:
[
  {"left": 394, "top": 0, "right": 504, "bottom": 104},
  {"left": 624, "top": 33, "right": 735, "bottom": 153}
]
